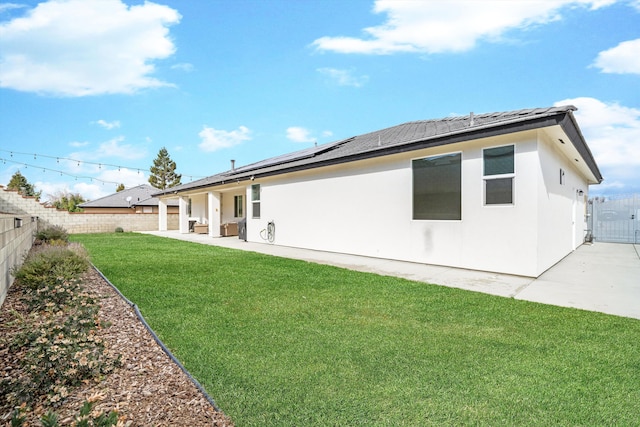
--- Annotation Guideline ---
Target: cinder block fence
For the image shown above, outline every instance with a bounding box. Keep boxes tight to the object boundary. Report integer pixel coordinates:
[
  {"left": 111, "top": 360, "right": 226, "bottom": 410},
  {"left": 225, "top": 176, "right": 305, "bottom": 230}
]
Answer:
[
  {"left": 0, "top": 186, "right": 178, "bottom": 307},
  {"left": 0, "top": 214, "right": 37, "bottom": 306},
  {"left": 0, "top": 186, "right": 178, "bottom": 233}
]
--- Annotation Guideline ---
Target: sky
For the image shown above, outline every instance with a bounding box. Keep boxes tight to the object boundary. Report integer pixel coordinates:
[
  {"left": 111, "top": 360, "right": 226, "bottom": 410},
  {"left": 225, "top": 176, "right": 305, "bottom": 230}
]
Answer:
[{"left": 0, "top": 0, "right": 639, "bottom": 202}]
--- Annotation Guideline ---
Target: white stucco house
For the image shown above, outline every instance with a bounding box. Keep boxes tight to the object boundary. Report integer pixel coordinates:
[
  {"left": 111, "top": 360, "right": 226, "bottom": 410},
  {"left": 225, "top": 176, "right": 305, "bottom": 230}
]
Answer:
[{"left": 154, "top": 106, "right": 602, "bottom": 277}]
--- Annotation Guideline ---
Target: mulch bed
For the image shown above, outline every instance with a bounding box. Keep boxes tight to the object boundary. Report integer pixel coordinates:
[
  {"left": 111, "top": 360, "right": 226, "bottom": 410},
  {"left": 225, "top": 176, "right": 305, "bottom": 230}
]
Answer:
[{"left": 0, "top": 268, "right": 233, "bottom": 426}]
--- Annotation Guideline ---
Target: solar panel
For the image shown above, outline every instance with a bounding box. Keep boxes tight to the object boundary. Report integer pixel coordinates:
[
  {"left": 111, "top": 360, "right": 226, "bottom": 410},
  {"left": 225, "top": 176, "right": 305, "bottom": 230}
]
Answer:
[{"left": 229, "top": 138, "right": 351, "bottom": 174}]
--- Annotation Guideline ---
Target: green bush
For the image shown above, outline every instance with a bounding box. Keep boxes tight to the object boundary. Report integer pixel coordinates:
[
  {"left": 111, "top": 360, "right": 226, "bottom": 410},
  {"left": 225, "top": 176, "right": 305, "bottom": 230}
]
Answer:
[
  {"left": 3, "top": 298, "right": 120, "bottom": 407},
  {"left": 2, "top": 243, "right": 120, "bottom": 411},
  {"left": 13, "top": 245, "right": 89, "bottom": 293},
  {"left": 35, "top": 225, "right": 69, "bottom": 243},
  {"left": 114, "top": 227, "right": 124, "bottom": 233}
]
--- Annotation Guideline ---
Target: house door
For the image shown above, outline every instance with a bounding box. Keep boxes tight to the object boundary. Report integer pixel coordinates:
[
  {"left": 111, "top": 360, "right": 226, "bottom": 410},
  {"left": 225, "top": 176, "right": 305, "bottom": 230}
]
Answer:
[{"left": 590, "top": 194, "right": 640, "bottom": 243}]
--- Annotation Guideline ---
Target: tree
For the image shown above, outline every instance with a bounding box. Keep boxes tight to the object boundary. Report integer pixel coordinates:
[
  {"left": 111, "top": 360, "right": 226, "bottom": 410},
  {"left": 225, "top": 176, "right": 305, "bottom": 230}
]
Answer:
[
  {"left": 49, "top": 191, "right": 86, "bottom": 212},
  {"left": 149, "top": 147, "right": 182, "bottom": 190},
  {"left": 116, "top": 183, "right": 125, "bottom": 192},
  {"left": 7, "top": 171, "right": 42, "bottom": 200}
]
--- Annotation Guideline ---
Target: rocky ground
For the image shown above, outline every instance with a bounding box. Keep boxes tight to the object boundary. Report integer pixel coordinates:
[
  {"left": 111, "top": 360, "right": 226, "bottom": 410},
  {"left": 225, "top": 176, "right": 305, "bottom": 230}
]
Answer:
[{"left": 0, "top": 268, "right": 233, "bottom": 426}]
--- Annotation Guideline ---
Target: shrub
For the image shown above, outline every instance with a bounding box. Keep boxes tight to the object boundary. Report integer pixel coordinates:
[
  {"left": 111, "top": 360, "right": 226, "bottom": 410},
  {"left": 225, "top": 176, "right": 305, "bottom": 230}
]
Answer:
[
  {"left": 2, "top": 244, "right": 120, "bottom": 410},
  {"left": 35, "top": 225, "right": 69, "bottom": 243},
  {"left": 13, "top": 245, "right": 89, "bottom": 294},
  {"left": 10, "top": 398, "right": 119, "bottom": 427},
  {"left": 3, "top": 297, "right": 120, "bottom": 407},
  {"left": 115, "top": 227, "right": 124, "bottom": 233}
]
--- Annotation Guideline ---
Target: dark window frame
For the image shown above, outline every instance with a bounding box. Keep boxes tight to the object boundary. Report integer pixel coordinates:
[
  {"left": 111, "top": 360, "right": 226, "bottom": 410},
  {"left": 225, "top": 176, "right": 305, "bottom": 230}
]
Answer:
[
  {"left": 234, "top": 194, "right": 244, "bottom": 218},
  {"left": 412, "top": 152, "right": 462, "bottom": 221}
]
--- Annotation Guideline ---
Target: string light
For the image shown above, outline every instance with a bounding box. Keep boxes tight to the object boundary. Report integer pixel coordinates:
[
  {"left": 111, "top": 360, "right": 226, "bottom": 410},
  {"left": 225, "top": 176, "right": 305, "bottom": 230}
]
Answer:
[
  {"left": 0, "top": 148, "right": 205, "bottom": 179},
  {"left": 1, "top": 157, "right": 124, "bottom": 186},
  {"left": 0, "top": 149, "right": 207, "bottom": 185}
]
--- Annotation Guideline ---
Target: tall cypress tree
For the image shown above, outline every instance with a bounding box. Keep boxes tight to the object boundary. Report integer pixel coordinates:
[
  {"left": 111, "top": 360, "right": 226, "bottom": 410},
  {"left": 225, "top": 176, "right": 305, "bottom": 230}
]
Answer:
[{"left": 149, "top": 147, "right": 182, "bottom": 190}]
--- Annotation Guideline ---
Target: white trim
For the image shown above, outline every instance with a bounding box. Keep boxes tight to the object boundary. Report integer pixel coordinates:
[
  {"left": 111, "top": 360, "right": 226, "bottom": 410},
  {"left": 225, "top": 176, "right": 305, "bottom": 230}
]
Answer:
[{"left": 482, "top": 144, "right": 515, "bottom": 207}]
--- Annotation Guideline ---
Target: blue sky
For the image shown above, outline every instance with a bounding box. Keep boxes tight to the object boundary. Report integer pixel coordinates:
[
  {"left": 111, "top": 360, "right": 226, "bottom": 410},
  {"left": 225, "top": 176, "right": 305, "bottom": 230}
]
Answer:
[{"left": 0, "top": 0, "right": 638, "bottom": 202}]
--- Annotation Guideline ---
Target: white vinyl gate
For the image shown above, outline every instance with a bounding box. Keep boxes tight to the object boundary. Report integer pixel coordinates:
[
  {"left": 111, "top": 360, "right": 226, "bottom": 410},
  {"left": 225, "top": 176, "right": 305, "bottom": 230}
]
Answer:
[{"left": 589, "top": 194, "right": 640, "bottom": 243}]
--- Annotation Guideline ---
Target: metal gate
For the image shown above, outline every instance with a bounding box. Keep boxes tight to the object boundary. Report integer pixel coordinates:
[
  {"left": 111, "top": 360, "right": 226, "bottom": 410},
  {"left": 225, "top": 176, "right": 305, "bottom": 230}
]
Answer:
[{"left": 588, "top": 194, "right": 640, "bottom": 243}]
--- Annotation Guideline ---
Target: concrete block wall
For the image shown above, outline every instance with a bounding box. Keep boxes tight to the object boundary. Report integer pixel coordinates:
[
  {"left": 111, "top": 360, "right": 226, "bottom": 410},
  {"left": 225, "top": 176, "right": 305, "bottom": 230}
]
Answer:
[
  {"left": 0, "top": 186, "right": 178, "bottom": 233},
  {"left": 0, "top": 214, "right": 37, "bottom": 307}
]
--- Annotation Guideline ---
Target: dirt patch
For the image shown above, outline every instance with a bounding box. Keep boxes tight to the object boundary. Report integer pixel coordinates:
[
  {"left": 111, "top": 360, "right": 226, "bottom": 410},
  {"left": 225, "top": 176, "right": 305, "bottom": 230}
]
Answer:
[{"left": 1, "top": 268, "right": 233, "bottom": 426}]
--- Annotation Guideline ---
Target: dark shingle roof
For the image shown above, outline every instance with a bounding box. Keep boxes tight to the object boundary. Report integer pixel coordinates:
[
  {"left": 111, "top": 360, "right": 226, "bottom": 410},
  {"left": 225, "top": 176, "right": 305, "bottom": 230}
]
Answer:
[
  {"left": 80, "top": 184, "right": 178, "bottom": 208},
  {"left": 154, "top": 106, "right": 602, "bottom": 196}
]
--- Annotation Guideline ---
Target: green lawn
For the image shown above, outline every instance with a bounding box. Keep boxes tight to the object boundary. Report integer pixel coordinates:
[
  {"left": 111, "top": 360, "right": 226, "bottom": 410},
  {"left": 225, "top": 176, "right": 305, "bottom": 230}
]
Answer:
[{"left": 71, "top": 233, "right": 640, "bottom": 426}]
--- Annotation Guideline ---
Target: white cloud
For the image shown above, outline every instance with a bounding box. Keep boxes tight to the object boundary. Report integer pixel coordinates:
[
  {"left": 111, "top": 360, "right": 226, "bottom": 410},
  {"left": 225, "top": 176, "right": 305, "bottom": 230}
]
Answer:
[
  {"left": 555, "top": 97, "right": 640, "bottom": 194},
  {"left": 198, "top": 125, "right": 251, "bottom": 152},
  {"left": 68, "top": 137, "right": 147, "bottom": 171},
  {"left": 0, "top": 0, "right": 181, "bottom": 96},
  {"left": 95, "top": 136, "right": 147, "bottom": 160},
  {"left": 95, "top": 119, "right": 121, "bottom": 130},
  {"left": 0, "top": 3, "right": 25, "bottom": 13},
  {"left": 286, "top": 127, "right": 315, "bottom": 143},
  {"left": 592, "top": 39, "right": 640, "bottom": 74},
  {"left": 71, "top": 182, "right": 110, "bottom": 202},
  {"left": 39, "top": 167, "right": 147, "bottom": 201},
  {"left": 97, "top": 167, "right": 147, "bottom": 188},
  {"left": 69, "top": 141, "right": 90, "bottom": 148},
  {"left": 312, "top": 0, "right": 616, "bottom": 55},
  {"left": 317, "top": 68, "right": 369, "bottom": 87},
  {"left": 171, "top": 62, "right": 194, "bottom": 72},
  {"left": 322, "top": 130, "right": 334, "bottom": 138}
]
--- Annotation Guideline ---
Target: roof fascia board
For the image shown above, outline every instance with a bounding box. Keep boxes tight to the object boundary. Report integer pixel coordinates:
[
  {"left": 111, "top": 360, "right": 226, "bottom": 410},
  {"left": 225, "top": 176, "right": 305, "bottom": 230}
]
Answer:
[
  {"left": 160, "top": 110, "right": 597, "bottom": 196},
  {"left": 558, "top": 112, "right": 603, "bottom": 183},
  {"left": 234, "top": 113, "right": 568, "bottom": 181}
]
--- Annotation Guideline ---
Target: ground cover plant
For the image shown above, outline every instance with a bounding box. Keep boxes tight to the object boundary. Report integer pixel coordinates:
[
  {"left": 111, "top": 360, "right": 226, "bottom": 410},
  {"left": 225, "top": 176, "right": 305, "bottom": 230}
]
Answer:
[
  {"left": 71, "top": 233, "right": 640, "bottom": 426},
  {"left": 1, "top": 233, "right": 229, "bottom": 425},
  {"left": 1, "top": 233, "right": 120, "bottom": 425}
]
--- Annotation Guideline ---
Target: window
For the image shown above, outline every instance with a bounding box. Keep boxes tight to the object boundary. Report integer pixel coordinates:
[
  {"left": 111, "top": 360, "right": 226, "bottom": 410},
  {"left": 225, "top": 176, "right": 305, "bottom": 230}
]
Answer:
[
  {"left": 251, "top": 184, "right": 260, "bottom": 219},
  {"left": 234, "top": 195, "right": 244, "bottom": 217},
  {"left": 412, "top": 152, "right": 462, "bottom": 220},
  {"left": 483, "top": 145, "right": 514, "bottom": 205}
]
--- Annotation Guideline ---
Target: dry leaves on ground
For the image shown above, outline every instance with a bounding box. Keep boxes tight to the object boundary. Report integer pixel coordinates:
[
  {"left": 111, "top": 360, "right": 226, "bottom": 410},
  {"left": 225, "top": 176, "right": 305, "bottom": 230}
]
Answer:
[{"left": 0, "top": 268, "right": 233, "bottom": 426}]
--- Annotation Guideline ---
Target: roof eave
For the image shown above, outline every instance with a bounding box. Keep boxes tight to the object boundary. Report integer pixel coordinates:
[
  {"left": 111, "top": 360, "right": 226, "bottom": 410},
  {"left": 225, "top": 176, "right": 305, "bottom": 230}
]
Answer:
[
  {"left": 230, "top": 111, "right": 578, "bottom": 181},
  {"left": 159, "top": 108, "right": 602, "bottom": 195},
  {"left": 558, "top": 111, "right": 603, "bottom": 184}
]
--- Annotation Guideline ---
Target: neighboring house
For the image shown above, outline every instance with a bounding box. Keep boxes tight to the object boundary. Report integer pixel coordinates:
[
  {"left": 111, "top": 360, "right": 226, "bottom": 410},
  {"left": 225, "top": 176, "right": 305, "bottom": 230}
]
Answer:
[
  {"left": 154, "top": 106, "right": 602, "bottom": 277},
  {"left": 80, "top": 184, "right": 179, "bottom": 214}
]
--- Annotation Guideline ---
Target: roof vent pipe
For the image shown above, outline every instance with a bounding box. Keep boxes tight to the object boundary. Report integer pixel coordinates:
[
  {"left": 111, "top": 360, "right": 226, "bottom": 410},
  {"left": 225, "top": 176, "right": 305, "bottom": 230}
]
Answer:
[
  {"left": 230, "top": 159, "right": 235, "bottom": 171},
  {"left": 469, "top": 112, "right": 475, "bottom": 126}
]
